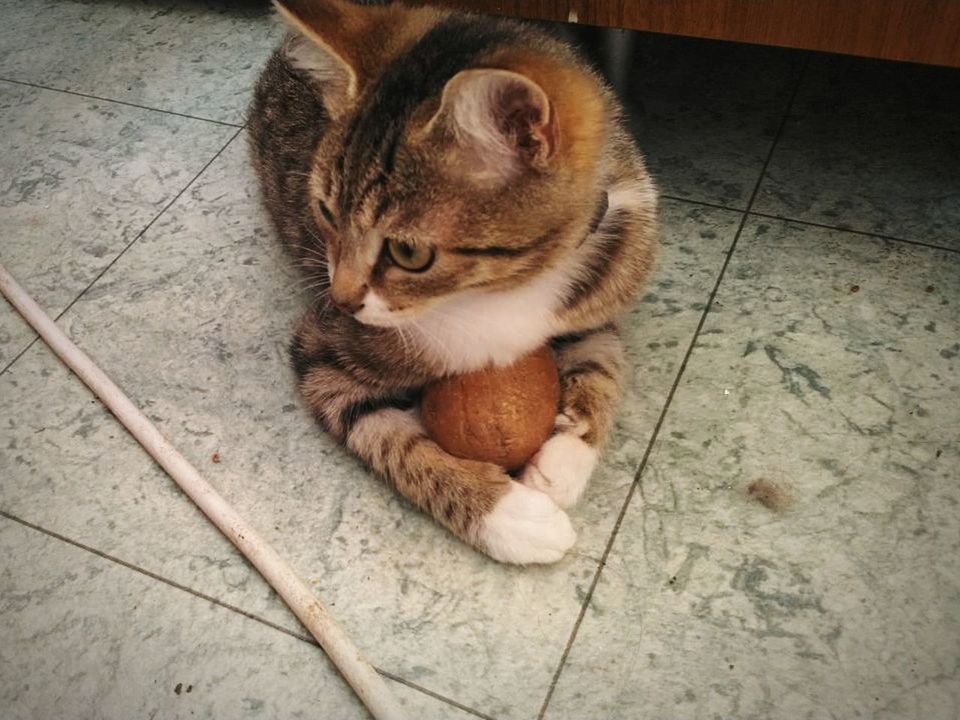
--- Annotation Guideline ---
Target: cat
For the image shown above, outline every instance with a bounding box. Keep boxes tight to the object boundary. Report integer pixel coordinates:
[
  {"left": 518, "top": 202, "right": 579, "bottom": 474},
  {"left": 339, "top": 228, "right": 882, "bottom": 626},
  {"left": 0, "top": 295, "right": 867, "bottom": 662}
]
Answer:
[{"left": 248, "top": 0, "right": 657, "bottom": 564}]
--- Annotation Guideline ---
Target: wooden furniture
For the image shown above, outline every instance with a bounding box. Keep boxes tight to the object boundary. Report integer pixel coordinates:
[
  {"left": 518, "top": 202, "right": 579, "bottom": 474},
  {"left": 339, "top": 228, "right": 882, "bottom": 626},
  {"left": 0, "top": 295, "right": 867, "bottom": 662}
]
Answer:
[{"left": 423, "top": 1, "right": 960, "bottom": 67}]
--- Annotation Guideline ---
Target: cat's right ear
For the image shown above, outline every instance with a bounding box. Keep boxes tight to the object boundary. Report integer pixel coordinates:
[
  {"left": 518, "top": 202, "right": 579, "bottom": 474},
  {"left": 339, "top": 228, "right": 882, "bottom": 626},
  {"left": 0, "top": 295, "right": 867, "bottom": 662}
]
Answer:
[
  {"left": 274, "top": 0, "right": 367, "bottom": 117},
  {"left": 422, "top": 68, "right": 558, "bottom": 187}
]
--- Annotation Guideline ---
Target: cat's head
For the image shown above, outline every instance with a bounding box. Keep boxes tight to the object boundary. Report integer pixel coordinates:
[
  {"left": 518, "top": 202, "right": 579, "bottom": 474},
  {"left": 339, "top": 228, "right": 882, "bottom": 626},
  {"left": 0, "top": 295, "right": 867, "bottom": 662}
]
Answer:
[{"left": 275, "top": 0, "right": 608, "bottom": 327}]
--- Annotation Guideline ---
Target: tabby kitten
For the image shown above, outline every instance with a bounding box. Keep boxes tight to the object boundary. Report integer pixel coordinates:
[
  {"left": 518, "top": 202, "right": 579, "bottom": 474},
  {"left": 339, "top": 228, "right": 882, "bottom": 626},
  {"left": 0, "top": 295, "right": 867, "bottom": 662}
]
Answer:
[{"left": 249, "top": 0, "right": 657, "bottom": 564}]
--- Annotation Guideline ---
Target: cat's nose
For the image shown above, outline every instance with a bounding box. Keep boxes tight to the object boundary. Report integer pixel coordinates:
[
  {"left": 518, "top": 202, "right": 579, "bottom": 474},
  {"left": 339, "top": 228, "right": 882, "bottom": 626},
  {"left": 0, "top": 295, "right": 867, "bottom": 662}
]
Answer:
[
  {"left": 330, "top": 285, "right": 367, "bottom": 315},
  {"left": 333, "top": 296, "right": 365, "bottom": 315},
  {"left": 330, "top": 266, "right": 368, "bottom": 315}
]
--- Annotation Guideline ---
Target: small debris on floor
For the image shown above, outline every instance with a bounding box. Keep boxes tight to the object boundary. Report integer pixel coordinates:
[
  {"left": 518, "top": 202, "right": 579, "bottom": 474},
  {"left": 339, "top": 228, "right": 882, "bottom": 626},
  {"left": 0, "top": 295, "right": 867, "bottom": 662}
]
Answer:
[
  {"left": 747, "top": 479, "right": 791, "bottom": 512},
  {"left": 212, "top": 451, "right": 221, "bottom": 463}
]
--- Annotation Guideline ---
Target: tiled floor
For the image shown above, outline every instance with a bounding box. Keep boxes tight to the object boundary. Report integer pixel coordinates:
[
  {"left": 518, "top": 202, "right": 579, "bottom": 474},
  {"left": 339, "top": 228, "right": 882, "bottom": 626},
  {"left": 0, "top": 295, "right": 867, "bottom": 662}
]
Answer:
[{"left": 1, "top": 3, "right": 958, "bottom": 719}]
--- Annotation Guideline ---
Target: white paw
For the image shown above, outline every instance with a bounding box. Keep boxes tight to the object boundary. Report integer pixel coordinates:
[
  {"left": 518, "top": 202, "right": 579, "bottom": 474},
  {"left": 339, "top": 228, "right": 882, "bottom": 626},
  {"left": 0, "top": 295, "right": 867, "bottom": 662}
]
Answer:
[
  {"left": 520, "top": 433, "right": 598, "bottom": 509},
  {"left": 477, "top": 482, "right": 576, "bottom": 564}
]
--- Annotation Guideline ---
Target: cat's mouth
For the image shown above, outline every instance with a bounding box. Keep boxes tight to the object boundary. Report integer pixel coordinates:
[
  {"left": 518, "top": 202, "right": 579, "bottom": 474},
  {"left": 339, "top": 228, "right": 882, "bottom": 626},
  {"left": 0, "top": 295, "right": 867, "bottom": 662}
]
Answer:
[
  {"left": 353, "top": 290, "right": 414, "bottom": 328},
  {"left": 354, "top": 309, "right": 404, "bottom": 327}
]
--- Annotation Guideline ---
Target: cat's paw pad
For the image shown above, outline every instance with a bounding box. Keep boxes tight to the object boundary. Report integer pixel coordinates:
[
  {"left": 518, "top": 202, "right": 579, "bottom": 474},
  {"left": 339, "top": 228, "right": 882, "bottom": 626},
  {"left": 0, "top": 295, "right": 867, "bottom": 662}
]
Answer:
[
  {"left": 520, "top": 433, "right": 597, "bottom": 509},
  {"left": 477, "top": 482, "right": 576, "bottom": 564}
]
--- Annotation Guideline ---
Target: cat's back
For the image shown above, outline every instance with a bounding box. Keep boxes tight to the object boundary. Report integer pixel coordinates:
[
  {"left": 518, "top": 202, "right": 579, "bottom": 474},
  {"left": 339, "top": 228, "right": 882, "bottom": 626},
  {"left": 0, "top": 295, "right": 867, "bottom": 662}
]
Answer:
[{"left": 248, "top": 48, "right": 328, "bottom": 243}]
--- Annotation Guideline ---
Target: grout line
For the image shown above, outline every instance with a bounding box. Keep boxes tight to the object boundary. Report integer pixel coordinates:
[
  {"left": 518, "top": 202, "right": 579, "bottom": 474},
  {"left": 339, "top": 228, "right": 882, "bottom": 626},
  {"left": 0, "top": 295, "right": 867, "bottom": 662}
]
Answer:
[
  {"left": 0, "top": 128, "right": 243, "bottom": 379},
  {"left": 535, "top": 55, "right": 812, "bottom": 720},
  {"left": 0, "top": 509, "right": 317, "bottom": 644},
  {"left": 659, "top": 193, "right": 746, "bottom": 213},
  {"left": 0, "top": 508, "right": 497, "bottom": 720},
  {"left": 0, "top": 77, "right": 244, "bottom": 128},
  {"left": 377, "top": 670, "right": 499, "bottom": 720},
  {"left": 0, "top": 334, "right": 39, "bottom": 376},
  {"left": 53, "top": 127, "right": 244, "bottom": 322},
  {"left": 748, "top": 211, "right": 960, "bottom": 255},
  {"left": 661, "top": 203, "right": 960, "bottom": 260}
]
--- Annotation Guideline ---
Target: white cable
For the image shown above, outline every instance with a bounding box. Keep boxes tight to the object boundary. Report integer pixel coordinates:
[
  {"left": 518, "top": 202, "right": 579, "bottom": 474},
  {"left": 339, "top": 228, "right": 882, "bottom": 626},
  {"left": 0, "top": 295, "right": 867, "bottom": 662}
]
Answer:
[{"left": 0, "top": 263, "right": 405, "bottom": 720}]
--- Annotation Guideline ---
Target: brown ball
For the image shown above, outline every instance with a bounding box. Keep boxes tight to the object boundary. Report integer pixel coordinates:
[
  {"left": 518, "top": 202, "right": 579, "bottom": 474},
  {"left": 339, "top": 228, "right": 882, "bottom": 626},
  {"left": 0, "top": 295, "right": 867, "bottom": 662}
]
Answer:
[{"left": 421, "top": 346, "right": 560, "bottom": 471}]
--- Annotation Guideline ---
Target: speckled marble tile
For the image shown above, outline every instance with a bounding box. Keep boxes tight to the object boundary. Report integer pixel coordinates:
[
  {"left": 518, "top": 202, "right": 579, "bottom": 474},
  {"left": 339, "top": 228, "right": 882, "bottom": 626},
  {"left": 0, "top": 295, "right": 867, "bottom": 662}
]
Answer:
[
  {"left": 0, "top": 1, "right": 282, "bottom": 124},
  {"left": 0, "top": 518, "right": 478, "bottom": 720},
  {"left": 0, "top": 122, "right": 742, "bottom": 718},
  {"left": 756, "top": 55, "right": 960, "bottom": 249},
  {"left": 545, "top": 218, "right": 960, "bottom": 719},
  {"left": 575, "top": 199, "right": 741, "bottom": 555},
  {"left": 570, "top": 28, "right": 804, "bottom": 209},
  {"left": 0, "top": 80, "right": 235, "bottom": 369}
]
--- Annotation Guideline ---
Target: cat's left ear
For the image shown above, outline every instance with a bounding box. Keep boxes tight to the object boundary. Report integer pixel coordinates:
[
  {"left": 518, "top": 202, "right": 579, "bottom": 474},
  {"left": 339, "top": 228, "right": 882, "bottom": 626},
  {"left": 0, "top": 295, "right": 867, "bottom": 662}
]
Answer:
[
  {"left": 274, "top": 0, "right": 382, "bottom": 117},
  {"left": 426, "top": 69, "right": 558, "bottom": 184}
]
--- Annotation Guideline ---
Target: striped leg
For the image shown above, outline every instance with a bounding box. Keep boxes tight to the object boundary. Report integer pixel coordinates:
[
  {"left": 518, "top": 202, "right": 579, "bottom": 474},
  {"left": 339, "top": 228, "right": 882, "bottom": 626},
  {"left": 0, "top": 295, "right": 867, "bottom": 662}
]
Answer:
[
  {"left": 292, "top": 316, "right": 576, "bottom": 564},
  {"left": 521, "top": 325, "right": 625, "bottom": 507},
  {"left": 346, "top": 407, "right": 576, "bottom": 563}
]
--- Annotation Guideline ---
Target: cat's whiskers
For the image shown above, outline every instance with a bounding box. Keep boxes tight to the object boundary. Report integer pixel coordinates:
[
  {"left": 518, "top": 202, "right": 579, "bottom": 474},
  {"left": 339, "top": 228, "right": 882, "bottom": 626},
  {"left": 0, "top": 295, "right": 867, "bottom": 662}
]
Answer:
[
  {"left": 294, "top": 277, "right": 328, "bottom": 292},
  {"left": 293, "top": 251, "right": 331, "bottom": 283},
  {"left": 394, "top": 326, "right": 407, "bottom": 355},
  {"left": 297, "top": 248, "right": 329, "bottom": 265},
  {"left": 293, "top": 272, "right": 329, "bottom": 289},
  {"left": 293, "top": 236, "right": 330, "bottom": 262},
  {"left": 295, "top": 252, "right": 325, "bottom": 264},
  {"left": 289, "top": 254, "right": 329, "bottom": 277},
  {"left": 393, "top": 324, "right": 415, "bottom": 358},
  {"left": 303, "top": 225, "right": 329, "bottom": 245},
  {"left": 297, "top": 285, "right": 331, "bottom": 301},
  {"left": 285, "top": 170, "right": 317, "bottom": 181},
  {"left": 296, "top": 258, "right": 328, "bottom": 274},
  {"left": 293, "top": 271, "right": 332, "bottom": 297}
]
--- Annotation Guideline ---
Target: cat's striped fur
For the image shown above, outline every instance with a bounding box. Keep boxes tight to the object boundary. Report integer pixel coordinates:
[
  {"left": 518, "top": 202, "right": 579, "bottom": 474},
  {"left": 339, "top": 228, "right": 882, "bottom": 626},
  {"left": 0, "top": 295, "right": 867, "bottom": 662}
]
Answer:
[{"left": 249, "top": 0, "right": 657, "bottom": 563}]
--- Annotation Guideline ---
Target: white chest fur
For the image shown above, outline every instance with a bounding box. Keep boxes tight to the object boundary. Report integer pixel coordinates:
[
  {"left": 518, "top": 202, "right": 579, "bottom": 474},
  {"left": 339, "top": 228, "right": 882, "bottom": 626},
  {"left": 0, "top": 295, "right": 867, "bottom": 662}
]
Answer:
[{"left": 410, "top": 265, "right": 571, "bottom": 373}]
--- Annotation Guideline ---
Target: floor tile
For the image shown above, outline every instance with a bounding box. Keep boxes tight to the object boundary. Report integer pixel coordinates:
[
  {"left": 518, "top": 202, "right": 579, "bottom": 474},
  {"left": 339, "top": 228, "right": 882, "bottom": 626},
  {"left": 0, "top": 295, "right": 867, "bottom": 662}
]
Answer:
[
  {"left": 756, "top": 54, "right": 960, "bottom": 250},
  {"left": 0, "top": 123, "right": 740, "bottom": 717},
  {"left": 570, "top": 28, "right": 804, "bottom": 209},
  {"left": 0, "top": 81, "right": 235, "bottom": 369},
  {"left": 576, "top": 199, "right": 741, "bottom": 555},
  {"left": 0, "top": 0, "right": 282, "bottom": 124},
  {"left": 0, "top": 517, "right": 478, "bottom": 720},
  {"left": 545, "top": 218, "right": 960, "bottom": 719}
]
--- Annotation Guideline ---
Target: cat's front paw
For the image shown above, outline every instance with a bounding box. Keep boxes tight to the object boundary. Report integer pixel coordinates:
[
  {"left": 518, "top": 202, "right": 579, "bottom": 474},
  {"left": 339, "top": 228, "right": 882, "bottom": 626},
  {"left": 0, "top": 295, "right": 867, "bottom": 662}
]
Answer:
[
  {"left": 477, "top": 482, "right": 576, "bottom": 564},
  {"left": 520, "top": 433, "right": 598, "bottom": 509}
]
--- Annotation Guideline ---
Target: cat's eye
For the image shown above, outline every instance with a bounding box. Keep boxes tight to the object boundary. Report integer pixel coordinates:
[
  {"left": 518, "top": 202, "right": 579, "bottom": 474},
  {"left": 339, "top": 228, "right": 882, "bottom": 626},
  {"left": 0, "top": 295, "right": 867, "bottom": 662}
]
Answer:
[
  {"left": 386, "top": 239, "right": 435, "bottom": 272},
  {"left": 316, "top": 199, "right": 336, "bottom": 227}
]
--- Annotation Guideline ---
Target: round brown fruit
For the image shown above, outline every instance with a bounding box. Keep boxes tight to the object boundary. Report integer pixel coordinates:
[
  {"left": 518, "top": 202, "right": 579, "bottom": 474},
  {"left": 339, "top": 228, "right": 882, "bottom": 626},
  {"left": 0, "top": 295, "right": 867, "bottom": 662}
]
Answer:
[{"left": 420, "top": 346, "right": 560, "bottom": 472}]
